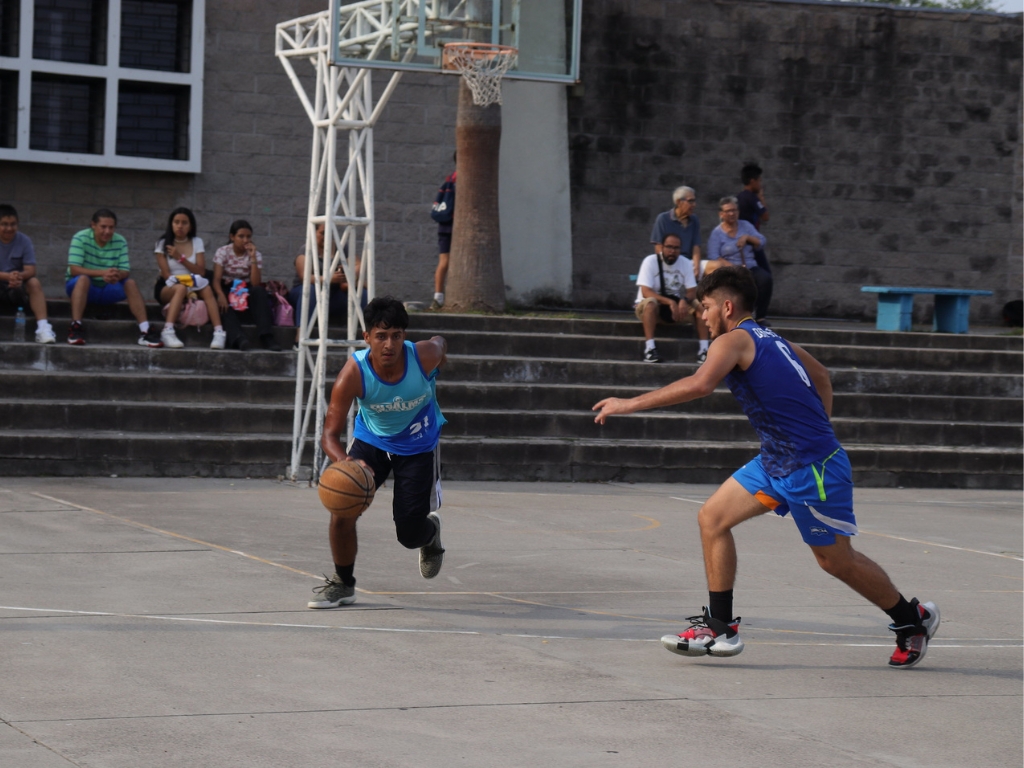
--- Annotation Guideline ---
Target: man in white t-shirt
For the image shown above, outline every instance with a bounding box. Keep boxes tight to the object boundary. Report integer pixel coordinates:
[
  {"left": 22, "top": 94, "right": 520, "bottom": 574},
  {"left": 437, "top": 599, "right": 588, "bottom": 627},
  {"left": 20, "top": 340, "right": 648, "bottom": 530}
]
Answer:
[{"left": 634, "top": 233, "right": 710, "bottom": 364}]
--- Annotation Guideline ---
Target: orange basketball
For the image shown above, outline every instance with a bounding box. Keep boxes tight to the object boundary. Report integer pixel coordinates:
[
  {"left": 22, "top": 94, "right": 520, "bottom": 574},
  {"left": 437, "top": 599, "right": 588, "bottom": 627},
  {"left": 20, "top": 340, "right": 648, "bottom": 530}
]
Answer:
[{"left": 318, "top": 461, "right": 376, "bottom": 518}]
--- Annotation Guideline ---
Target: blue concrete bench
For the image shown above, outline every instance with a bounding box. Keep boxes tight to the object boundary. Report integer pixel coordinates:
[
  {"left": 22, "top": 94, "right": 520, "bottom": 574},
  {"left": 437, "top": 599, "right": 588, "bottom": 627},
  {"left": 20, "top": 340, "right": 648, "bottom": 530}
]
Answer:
[{"left": 861, "top": 286, "right": 993, "bottom": 333}]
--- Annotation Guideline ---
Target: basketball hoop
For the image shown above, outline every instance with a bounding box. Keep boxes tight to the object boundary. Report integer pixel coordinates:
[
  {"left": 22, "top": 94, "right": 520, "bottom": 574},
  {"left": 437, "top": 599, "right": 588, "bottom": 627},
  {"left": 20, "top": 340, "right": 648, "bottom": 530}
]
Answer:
[{"left": 442, "top": 42, "right": 518, "bottom": 107}]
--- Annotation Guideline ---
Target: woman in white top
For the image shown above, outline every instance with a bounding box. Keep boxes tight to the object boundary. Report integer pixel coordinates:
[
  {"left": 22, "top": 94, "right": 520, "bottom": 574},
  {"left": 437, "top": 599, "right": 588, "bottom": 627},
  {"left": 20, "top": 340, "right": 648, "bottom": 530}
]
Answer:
[{"left": 153, "top": 207, "right": 226, "bottom": 349}]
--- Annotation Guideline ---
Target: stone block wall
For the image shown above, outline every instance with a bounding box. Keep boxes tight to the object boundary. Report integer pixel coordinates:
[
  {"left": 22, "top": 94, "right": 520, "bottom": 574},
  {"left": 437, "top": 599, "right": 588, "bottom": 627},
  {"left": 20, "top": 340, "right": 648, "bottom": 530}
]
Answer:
[
  {"left": 568, "top": 0, "right": 1023, "bottom": 324},
  {"left": 2, "top": 0, "right": 1020, "bottom": 325}
]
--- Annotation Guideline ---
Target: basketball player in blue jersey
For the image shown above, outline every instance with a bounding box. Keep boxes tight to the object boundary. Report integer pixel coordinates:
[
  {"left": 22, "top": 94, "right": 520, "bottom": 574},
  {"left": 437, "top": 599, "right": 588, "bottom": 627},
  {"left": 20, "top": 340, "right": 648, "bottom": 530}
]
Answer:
[
  {"left": 593, "top": 267, "right": 939, "bottom": 669},
  {"left": 308, "top": 296, "right": 448, "bottom": 608}
]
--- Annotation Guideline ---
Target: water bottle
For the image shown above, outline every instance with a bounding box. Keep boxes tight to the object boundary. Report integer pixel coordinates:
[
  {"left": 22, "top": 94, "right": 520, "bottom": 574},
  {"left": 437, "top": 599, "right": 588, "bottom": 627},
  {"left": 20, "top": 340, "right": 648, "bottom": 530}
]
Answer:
[{"left": 13, "top": 307, "right": 25, "bottom": 342}]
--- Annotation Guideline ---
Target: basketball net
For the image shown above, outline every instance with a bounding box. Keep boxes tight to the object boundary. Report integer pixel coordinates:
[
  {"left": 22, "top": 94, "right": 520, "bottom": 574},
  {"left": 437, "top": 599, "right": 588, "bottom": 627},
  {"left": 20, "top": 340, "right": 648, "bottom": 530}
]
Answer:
[{"left": 442, "top": 43, "right": 518, "bottom": 107}]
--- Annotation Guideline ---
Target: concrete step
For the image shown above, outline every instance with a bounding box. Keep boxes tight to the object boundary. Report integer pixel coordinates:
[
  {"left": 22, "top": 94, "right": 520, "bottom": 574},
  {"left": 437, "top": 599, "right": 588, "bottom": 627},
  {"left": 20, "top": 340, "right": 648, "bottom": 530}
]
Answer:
[
  {"left": 0, "top": 400, "right": 296, "bottom": 434},
  {"left": 0, "top": 370, "right": 300, "bottom": 403},
  {"left": 418, "top": 329, "right": 1023, "bottom": 372},
  {"left": 19, "top": 304, "right": 1024, "bottom": 353},
  {"left": 0, "top": 342, "right": 298, "bottom": 376},
  {"left": 440, "top": 356, "right": 1022, "bottom": 398},
  {"left": 0, "top": 429, "right": 305, "bottom": 477},
  {"left": 1, "top": 317, "right": 299, "bottom": 348},
  {"left": 407, "top": 313, "right": 1024, "bottom": 351},
  {"left": 438, "top": 409, "right": 1023, "bottom": 448},
  {"left": 1, "top": 426, "right": 1017, "bottom": 489},
  {"left": 1, "top": 370, "right": 1018, "bottom": 424},
  {"left": 433, "top": 382, "right": 1022, "bottom": 423},
  {"left": 10, "top": 400, "right": 1018, "bottom": 448},
  {"left": 1, "top": 345, "right": 1015, "bottom": 398},
  {"left": 437, "top": 436, "right": 1023, "bottom": 489},
  {"left": 0, "top": 306, "right": 1018, "bottom": 488}
]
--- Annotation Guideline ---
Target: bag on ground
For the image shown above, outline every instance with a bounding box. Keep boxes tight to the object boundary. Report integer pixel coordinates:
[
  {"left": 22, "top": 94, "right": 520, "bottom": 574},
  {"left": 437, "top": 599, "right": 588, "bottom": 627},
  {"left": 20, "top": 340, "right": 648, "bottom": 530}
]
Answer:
[
  {"left": 272, "top": 292, "right": 294, "bottom": 326},
  {"left": 162, "top": 297, "right": 209, "bottom": 328}
]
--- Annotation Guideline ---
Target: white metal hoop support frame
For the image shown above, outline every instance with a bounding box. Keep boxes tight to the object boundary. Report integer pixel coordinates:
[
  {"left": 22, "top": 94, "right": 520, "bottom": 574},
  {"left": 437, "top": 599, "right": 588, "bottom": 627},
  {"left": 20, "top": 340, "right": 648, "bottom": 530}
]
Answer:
[
  {"left": 276, "top": 10, "right": 407, "bottom": 482},
  {"left": 442, "top": 42, "right": 518, "bottom": 106}
]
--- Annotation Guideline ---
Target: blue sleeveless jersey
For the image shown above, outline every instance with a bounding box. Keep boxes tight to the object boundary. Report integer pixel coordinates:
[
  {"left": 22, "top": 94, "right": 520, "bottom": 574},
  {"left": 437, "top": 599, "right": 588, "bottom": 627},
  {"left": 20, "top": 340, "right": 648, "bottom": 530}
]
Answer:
[
  {"left": 352, "top": 340, "right": 446, "bottom": 455},
  {"left": 724, "top": 319, "right": 841, "bottom": 477}
]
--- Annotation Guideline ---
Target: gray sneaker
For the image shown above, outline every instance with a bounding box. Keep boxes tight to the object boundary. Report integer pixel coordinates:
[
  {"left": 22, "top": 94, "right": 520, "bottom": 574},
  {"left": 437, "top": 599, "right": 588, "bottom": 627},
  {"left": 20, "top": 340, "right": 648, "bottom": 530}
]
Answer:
[
  {"left": 419, "top": 512, "right": 445, "bottom": 579},
  {"left": 307, "top": 574, "right": 356, "bottom": 608}
]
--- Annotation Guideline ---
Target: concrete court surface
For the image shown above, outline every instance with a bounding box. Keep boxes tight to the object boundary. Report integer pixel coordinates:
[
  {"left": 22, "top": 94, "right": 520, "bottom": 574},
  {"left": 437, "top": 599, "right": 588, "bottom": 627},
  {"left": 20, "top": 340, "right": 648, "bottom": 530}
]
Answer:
[{"left": 0, "top": 477, "right": 1020, "bottom": 768}]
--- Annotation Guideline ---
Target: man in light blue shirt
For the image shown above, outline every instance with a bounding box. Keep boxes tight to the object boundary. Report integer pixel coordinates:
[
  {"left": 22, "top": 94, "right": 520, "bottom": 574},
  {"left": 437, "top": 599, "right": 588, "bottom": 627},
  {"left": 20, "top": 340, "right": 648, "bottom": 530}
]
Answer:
[{"left": 650, "top": 186, "right": 702, "bottom": 279}]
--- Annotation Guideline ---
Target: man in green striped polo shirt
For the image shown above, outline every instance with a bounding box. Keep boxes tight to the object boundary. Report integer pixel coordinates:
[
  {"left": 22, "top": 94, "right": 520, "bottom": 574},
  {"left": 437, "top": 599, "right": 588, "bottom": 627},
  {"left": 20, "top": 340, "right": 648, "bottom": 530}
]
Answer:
[{"left": 65, "top": 208, "right": 164, "bottom": 347}]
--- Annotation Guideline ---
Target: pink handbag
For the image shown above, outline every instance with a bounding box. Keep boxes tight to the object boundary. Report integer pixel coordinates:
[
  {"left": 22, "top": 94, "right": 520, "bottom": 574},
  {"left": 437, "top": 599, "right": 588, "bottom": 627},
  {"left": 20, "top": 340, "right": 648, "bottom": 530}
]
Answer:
[
  {"left": 272, "top": 292, "right": 295, "bottom": 326},
  {"left": 163, "top": 298, "right": 209, "bottom": 328}
]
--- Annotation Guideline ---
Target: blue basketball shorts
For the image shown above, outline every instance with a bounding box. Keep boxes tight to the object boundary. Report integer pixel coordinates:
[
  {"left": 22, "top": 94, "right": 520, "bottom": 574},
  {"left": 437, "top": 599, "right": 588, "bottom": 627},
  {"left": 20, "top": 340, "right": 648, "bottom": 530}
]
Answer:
[
  {"left": 65, "top": 277, "right": 127, "bottom": 305},
  {"left": 732, "top": 448, "right": 857, "bottom": 547}
]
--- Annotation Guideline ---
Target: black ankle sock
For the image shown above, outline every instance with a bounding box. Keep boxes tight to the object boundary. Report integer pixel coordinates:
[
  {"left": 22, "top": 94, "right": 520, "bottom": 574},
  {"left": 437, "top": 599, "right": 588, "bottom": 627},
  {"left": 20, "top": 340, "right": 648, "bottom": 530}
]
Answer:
[
  {"left": 708, "top": 589, "right": 734, "bottom": 623},
  {"left": 335, "top": 564, "right": 355, "bottom": 587},
  {"left": 884, "top": 595, "right": 918, "bottom": 627}
]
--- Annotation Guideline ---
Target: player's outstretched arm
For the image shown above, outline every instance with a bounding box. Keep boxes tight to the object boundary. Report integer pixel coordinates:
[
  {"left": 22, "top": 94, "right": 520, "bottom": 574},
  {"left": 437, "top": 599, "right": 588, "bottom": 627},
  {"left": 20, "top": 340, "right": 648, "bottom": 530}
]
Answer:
[
  {"left": 416, "top": 335, "right": 447, "bottom": 374},
  {"left": 322, "top": 358, "right": 364, "bottom": 463},
  {"left": 790, "top": 342, "right": 833, "bottom": 417},
  {"left": 593, "top": 330, "right": 752, "bottom": 424}
]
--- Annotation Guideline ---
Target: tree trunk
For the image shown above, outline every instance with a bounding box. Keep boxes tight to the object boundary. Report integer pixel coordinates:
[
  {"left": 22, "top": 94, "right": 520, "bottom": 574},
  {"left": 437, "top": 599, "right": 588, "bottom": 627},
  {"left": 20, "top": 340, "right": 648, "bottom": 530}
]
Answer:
[{"left": 445, "top": 80, "right": 506, "bottom": 312}]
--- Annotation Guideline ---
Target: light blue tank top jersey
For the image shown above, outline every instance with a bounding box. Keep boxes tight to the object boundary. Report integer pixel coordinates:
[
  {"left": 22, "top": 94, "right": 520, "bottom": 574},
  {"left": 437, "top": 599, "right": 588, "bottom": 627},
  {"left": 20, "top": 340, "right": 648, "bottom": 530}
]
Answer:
[
  {"left": 724, "top": 319, "right": 841, "bottom": 477},
  {"left": 352, "top": 340, "right": 446, "bottom": 455}
]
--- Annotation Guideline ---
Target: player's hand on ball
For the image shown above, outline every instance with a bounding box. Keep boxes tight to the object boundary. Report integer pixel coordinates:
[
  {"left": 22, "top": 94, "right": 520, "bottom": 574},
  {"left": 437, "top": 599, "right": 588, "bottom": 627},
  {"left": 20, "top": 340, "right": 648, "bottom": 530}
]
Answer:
[{"left": 593, "top": 397, "right": 631, "bottom": 424}]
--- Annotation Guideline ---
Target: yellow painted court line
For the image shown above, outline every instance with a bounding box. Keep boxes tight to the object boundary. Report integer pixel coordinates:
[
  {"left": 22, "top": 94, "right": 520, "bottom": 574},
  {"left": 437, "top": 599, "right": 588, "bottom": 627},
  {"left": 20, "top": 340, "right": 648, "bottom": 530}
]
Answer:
[
  {"left": 30, "top": 492, "right": 323, "bottom": 581},
  {"left": 27, "top": 492, "right": 1022, "bottom": 638}
]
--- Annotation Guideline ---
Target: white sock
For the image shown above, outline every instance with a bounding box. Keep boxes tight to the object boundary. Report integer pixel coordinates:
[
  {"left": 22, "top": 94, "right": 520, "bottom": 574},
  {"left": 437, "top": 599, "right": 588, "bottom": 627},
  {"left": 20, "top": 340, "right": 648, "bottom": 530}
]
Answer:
[
  {"left": 36, "top": 319, "right": 51, "bottom": 330},
  {"left": 699, "top": 340, "right": 709, "bottom": 352},
  {"left": 215, "top": 325, "right": 223, "bottom": 332},
  {"left": 434, "top": 292, "right": 444, "bottom": 303},
  {"left": 644, "top": 339, "right": 656, "bottom": 352},
  {"left": 139, "top": 321, "right": 150, "bottom": 333}
]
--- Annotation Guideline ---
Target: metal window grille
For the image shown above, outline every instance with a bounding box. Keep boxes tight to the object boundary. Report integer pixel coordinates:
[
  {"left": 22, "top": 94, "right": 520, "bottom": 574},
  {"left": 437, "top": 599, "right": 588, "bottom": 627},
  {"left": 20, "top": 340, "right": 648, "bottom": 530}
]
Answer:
[{"left": 0, "top": 0, "right": 204, "bottom": 171}]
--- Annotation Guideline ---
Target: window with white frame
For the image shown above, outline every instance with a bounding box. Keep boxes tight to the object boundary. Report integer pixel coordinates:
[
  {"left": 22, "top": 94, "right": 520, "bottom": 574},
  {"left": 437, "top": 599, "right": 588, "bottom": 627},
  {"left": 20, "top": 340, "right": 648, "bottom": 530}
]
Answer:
[{"left": 0, "top": 0, "right": 204, "bottom": 171}]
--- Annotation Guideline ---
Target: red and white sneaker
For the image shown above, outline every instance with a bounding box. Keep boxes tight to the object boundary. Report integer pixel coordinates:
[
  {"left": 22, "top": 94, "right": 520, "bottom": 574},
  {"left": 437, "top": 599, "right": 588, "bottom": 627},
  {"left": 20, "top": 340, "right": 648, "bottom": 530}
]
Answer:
[
  {"left": 661, "top": 607, "right": 744, "bottom": 657},
  {"left": 888, "top": 599, "right": 940, "bottom": 669}
]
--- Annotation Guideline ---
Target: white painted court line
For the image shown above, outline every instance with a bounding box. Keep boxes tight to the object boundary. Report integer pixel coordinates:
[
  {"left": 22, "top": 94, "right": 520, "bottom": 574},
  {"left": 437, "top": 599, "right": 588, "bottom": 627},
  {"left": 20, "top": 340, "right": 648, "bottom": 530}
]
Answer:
[
  {"left": 22, "top": 491, "right": 1021, "bottom": 643},
  {"left": 2, "top": 606, "right": 1020, "bottom": 648}
]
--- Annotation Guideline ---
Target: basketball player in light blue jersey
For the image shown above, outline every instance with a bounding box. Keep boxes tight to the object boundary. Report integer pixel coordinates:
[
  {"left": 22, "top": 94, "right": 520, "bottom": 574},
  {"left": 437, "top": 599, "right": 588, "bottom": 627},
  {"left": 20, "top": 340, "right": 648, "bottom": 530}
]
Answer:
[
  {"left": 593, "top": 267, "right": 939, "bottom": 669},
  {"left": 308, "top": 296, "right": 447, "bottom": 608}
]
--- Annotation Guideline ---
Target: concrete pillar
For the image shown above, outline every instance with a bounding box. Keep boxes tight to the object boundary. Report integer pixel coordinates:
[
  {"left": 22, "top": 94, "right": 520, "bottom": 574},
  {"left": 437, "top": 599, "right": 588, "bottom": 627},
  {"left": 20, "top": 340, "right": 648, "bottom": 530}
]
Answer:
[{"left": 498, "top": 79, "right": 573, "bottom": 305}]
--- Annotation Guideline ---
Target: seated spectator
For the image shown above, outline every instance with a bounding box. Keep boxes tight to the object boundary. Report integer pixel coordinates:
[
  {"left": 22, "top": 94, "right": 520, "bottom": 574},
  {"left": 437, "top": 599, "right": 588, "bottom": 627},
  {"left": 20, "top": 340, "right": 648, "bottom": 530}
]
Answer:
[
  {"left": 65, "top": 208, "right": 164, "bottom": 347},
  {"left": 634, "top": 233, "right": 710, "bottom": 364},
  {"left": 0, "top": 204, "right": 55, "bottom": 343},
  {"left": 704, "top": 196, "right": 773, "bottom": 323},
  {"left": 287, "top": 222, "right": 350, "bottom": 326},
  {"left": 153, "top": 207, "right": 227, "bottom": 350},
  {"left": 737, "top": 163, "right": 773, "bottom": 315},
  {"left": 212, "top": 220, "right": 280, "bottom": 351},
  {"left": 650, "top": 186, "right": 702, "bottom": 280}
]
